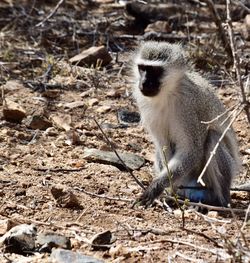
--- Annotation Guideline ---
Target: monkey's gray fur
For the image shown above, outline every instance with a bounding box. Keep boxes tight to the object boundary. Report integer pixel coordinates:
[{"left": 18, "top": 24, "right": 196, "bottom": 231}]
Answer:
[{"left": 132, "top": 41, "right": 240, "bottom": 207}]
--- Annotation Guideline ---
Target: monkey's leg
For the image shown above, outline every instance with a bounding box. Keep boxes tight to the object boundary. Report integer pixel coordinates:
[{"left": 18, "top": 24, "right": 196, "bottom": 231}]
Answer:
[{"left": 201, "top": 130, "right": 236, "bottom": 207}]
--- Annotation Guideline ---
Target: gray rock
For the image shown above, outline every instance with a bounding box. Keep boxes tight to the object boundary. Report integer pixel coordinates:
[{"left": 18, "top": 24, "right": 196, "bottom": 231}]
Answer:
[
  {"left": 69, "top": 46, "right": 112, "bottom": 67},
  {"left": 36, "top": 232, "right": 71, "bottom": 253},
  {"left": 0, "top": 224, "right": 37, "bottom": 254},
  {"left": 117, "top": 109, "right": 140, "bottom": 125},
  {"left": 83, "top": 148, "right": 145, "bottom": 171},
  {"left": 50, "top": 248, "right": 104, "bottom": 263},
  {"left": 233, "top": 183, "right": 250, "bottom": 191}
]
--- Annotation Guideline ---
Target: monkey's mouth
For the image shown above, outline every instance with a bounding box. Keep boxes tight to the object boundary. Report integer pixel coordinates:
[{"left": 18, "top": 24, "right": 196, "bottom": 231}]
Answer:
[{"left": 140, "top": 83, "right": 161, "bottom": 97}]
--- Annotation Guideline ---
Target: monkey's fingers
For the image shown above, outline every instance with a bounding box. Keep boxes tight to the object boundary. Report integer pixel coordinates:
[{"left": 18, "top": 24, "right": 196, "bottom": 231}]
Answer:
[
  {"left": 137, "top": 193, "right": 155, "bottom": 208},
  {"left": 137, "top": 187, "right": 161, "bottom": 208}
]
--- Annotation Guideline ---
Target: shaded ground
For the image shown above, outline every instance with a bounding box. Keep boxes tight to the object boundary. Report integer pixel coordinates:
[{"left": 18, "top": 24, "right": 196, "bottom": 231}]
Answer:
[{"left": 0, "top": 0, "right": 249, "bottom": 262}]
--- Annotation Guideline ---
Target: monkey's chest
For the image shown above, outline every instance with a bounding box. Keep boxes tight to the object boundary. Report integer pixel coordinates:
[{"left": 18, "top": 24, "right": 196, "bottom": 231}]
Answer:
[{"left": 143, "top": 107, "right": 178, "bottom": 147}]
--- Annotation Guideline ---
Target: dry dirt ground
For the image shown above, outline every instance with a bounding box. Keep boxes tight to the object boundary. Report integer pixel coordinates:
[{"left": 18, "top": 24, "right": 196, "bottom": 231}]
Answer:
[{"left": 0, "top": 0, "right": 249, "bottom": 262}]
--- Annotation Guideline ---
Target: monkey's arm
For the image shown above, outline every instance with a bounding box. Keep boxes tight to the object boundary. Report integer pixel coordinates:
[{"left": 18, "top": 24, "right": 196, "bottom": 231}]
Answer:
[{"left": 139, "top": 150, "right": 201, "bottom": 206}]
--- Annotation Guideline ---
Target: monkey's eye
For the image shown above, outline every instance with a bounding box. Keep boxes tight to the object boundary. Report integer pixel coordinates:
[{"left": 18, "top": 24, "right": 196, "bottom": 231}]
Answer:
[{"left": 138, "top": 64, "right": 146, "bottom": 73}]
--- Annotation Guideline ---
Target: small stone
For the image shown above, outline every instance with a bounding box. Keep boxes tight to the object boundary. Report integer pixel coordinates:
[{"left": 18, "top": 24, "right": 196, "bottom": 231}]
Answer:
[
  {"left": 64, "top": 101, "right": 86, "bottom": 110},
  {"left": 3, "top": 99, "right": 26, "bottom": 123},
  {"left": 44, "top": 127, "right": 59, "bottom": 136},
  {"left": 207, "top": 211, "right": 218, "bottom": 218},
  {"left": 36, "top": 232, "right": 71, "bottom": 253},
  {"left": 106, "top": 89, "right": 121, "bottom": 98},
  {"left": 173, "top": 209, "right": 183, "bottom": 218},
  {"left": 15, "top": 189, "right": 26, "bottom": 196},
  {"left": 51, "top": 186, "right": 83, "bottom": 209},
  {"left": 26, "top": 115, "right": 52, "bottom": 130},
  {"left": 65, "top": 129, "right": 81, "bottom": 146},
  {"left": 69, "top": 46, "right": 112, "bottom": 67},
  {"left": 50, "top": 114, "right": 72, "bottom": 131},
  {"left": 117, "top": 109, "right": 140, "bottom": 124},
  {"left": 1, "top": 80, "right": 24, "bottom": 94},
  {"left": 96, "top": 105, "right": 111, "bottom": 113},
  {"left": 0, "top": 224, "right": 37, "bottom": 254},
  {"left": 90, "top": 230, "right": 113, "bottom": 250},
  {"left": 144, "top": 21, "right": 171, "bottom": 33},
  {"left": 50, "top": 248, "right": 104, "bottom": 263},
  {"left": 109, "top": 244, "right": 130, "bottom": 258},
  {"left": 83, "top": 148, "right": 145, "bottom": 170},
  {"left": 88, "top": 98, "right": 99, "bottom": 107},
  {"left": 0, "top": 219, "right": 18, "bottom": 236},
  {"left": 42, "top": 89, "right": 61, "bottom": 99}
]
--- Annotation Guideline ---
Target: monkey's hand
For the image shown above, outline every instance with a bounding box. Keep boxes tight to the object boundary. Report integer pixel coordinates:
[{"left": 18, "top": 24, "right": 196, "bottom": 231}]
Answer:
[{"left": 138, "top": 178, "right": 166, "bottom": 207}]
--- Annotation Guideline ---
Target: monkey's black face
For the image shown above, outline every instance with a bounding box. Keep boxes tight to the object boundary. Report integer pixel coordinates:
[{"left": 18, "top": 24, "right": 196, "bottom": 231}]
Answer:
[{"left": 138, "top": 64, "right": 164, "bottom": 97}]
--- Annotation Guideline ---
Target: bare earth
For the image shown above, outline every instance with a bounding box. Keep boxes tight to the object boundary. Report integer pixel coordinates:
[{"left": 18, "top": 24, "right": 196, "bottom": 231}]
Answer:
[{"left": 0, "top": 1, "right": 249, "bottom": 262}]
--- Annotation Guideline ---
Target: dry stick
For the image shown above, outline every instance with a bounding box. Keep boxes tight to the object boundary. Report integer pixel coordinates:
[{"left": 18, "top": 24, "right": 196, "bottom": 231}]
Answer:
[
  {"left": 220, "top": 103, "right": 240, "bottom": 126},
  {"left": 166, "top": 195, "right": 245, "bottom": 213},
  {"left": 241, "top": 204, "right": 250, "bottom": 232},
  {"left": 231, "top": 209, "right": 249, "bottom": 250},
  {"left": 74, "top": 186, "right": 133, "bottom": 202},
  {"left": 197, "top": 105, "right": 244, "bottom": 186},
  {"left": 232, "top": 0, "right": 250, "bottom": 13},
  {"left": 226, "top": 0, "right": 250, "bottom": 123},
  {"left": 194, "top": 210, "right": 231, "bottom": 223},
  {"left": 147, "top": 238, "right": 230, "bottom": 258},
  {"left": 35, "top": 0, "right": 65, "bottom": 27},
  {"left": 173, "top": 252, "right": 202, "bottom": 263},
  {"left": 203, "top": 0, "right": 232, "bottom": 59},
  {"left": 201, "top": 103, "right": 240, "bottom": 125},
  {"left": 92, "top": 118, "right": 145, "bottom": 190},
  {"left": 210, "top": 219, "right": 250, "bottom": 259},
  {"left": 182, "top": 227, "right": 222, "bottom": 248}
]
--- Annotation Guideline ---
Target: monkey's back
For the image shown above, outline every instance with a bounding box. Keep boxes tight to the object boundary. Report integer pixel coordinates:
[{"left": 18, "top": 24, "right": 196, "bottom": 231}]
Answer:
[{"left": 181, "top": 71, "right": 239, "bottom": 163}]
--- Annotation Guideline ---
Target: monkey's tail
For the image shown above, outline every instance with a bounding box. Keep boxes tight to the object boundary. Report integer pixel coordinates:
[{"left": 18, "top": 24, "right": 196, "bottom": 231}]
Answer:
[{"left": 203, "top": 130, "right": 239, "bottom": 207}]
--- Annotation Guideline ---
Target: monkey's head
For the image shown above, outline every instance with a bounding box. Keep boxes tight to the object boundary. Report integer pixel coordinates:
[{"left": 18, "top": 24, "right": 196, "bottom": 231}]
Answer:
[{"left": 133, "top": 41, "right": 187, "bottom": 97}]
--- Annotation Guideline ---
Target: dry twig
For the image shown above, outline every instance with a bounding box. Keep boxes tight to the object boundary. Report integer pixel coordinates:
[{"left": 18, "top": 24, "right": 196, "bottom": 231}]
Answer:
[
  {"left": 197, "top": 105, "right": 244, "bottom": 186},
  {"left": 93, "top": 118, "right": 145, "bottom": 190},
  {"left": 74, "top": 186, "right": 133, "bottom": 202},
  {"left": 226, "top": 0, "right": 250, "bottom": 123},
  {"left": 232, "top": 0, "right": 250, "bottom": 13},
  {"left": 203, "top": 0, "right": 232, "bottom": 59},
  {"left": 36, "top": 0, "right": 65, "bottom": 27},
  {"left": 165, "top": 195, "right": 246, "bottom": 213}
]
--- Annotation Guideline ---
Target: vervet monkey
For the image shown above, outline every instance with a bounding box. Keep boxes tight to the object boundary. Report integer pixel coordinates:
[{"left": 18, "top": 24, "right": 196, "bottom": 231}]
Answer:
[{"left": 132, "top": 41, "right": 240, "bottom": 207}]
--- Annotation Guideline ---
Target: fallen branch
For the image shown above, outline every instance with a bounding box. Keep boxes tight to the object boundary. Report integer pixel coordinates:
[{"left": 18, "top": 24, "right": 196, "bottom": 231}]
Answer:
[
  {"left": 73, "top": 186, "right": 133, "bottom": 202},
  {"left": 34, "top": 167, "right": 85, "bottom": 173}
]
